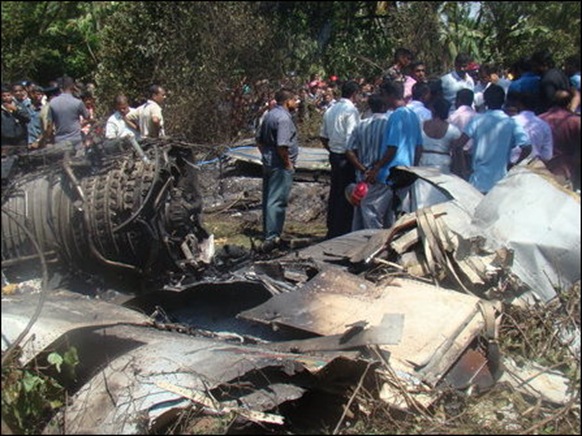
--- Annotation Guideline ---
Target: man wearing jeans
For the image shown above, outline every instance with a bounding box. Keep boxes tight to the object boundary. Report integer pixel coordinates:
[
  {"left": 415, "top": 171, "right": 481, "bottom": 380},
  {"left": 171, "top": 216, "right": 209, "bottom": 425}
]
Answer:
[{"left": 255, "top": 88, "right": 299, "bottom": 252}]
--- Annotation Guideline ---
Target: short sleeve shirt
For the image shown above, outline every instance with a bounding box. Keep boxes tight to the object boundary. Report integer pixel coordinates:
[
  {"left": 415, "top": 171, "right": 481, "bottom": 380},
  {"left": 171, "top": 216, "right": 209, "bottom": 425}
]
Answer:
[
  {"left": 319, "top": 98, "right": 361, "bottom": 153},
  {"left": 464, "top": 109, "right": 529, "bottom": 193},
  {"left": 105, "top": 109, "right": 140, "bottom": 139},
  {"left": 378, "top": 106, "right": 422, "bottom": 184},
  {"left": 49, "top": 93, "right": 90, "bottom": 144},
  {"left": 347, "top": 113, "right": 389, "bottom": 180},
  {"left": 256, "top": 105, "right": 298, "bottom": 168},
  {"left": 139, "top": 100, "right": 165, "bottom": 138}
]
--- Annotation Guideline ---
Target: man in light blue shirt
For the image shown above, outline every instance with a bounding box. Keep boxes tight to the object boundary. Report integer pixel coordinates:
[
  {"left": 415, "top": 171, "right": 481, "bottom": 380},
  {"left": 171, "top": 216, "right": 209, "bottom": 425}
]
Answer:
[
  {"left": 454, "top": 84, "right": 532, "bottom": 194},
  {"left": 365, "top": 81, "right": 422, "bottom": 228}
]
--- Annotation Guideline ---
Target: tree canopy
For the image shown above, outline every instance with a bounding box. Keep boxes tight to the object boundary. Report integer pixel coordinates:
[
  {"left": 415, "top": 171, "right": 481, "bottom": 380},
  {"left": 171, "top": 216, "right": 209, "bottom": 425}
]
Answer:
[{"left": 2, "top": 1, "right": 580, "bottom": 142}]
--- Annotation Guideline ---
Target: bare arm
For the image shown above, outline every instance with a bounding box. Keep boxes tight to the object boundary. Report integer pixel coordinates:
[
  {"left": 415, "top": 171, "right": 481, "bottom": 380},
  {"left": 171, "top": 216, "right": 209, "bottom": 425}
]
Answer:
[
  {"left": 452, "top": 133, "right": 470, "bottom": 150},
  {"left": 277, "top": 146, "right": 293, "bottom": 171},
  {"left": 414, "top": 145, "right": 422, "bottom": 166},
  {"left": 346, "top": 149, "right": 366, "bottom": 173},
  {"left": 512, "top": 145, "right": 532, "bottom": 167}
]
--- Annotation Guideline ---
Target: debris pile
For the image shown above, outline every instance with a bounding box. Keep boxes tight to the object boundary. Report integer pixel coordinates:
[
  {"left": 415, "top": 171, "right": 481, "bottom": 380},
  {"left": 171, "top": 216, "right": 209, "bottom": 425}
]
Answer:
[{"left": 1, "top": 146, "right": 580, "bottom": 434}]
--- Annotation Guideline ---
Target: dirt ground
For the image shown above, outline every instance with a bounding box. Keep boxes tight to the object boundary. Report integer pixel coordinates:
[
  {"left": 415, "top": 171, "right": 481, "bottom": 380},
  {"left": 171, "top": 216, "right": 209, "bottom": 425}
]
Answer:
[{"left": 197, "top": 157, "right": 329, "bottom": 250}]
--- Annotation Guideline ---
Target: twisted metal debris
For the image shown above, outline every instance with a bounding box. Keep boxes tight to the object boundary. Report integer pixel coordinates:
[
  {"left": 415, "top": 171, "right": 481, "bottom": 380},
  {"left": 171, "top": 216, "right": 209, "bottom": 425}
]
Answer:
[{"left": 1, "top": 137, "right": 213, "bottom": 283}]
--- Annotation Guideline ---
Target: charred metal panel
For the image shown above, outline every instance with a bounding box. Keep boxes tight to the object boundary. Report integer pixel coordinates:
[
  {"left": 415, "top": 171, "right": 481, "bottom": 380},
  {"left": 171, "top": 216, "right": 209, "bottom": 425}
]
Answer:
[
  {"left": 40, "top": 324, "right": 367, "bottom": 434},
  {"left": 1, "top": 139, "right": 213, "bottom": 282},
  {"left": 239, "top": 268, "right": 497, "bottom": 387},
  {"left": 1, "top": 289, "right": 150, "bottom": 364}
]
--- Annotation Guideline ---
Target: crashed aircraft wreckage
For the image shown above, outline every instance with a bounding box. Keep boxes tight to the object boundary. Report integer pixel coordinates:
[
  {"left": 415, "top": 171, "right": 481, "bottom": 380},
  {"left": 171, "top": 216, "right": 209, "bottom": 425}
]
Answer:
[
  {"left": 1, "top": 137, "right": 214, "bottom": 285},
  {"left": 2, "top": 144, "right": 580, "bottom": 433}
]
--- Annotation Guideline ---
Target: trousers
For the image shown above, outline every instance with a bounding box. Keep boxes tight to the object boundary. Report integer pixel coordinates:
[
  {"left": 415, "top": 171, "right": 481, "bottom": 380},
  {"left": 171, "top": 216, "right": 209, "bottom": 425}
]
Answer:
[
  {"left": 326, "top": 151, "right": 355, "bottom": 239},
  {"left": 262, "top": 166, "right": 293, "bottom": 240}
]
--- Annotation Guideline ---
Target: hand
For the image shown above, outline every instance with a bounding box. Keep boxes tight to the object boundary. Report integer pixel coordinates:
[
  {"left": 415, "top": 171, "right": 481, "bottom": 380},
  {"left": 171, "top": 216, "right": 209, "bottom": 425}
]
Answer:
[
  {"left": 364, "top": 167, "right": 378, "bottom": 184},
  {"left": 4, "top": 102, "right": 17, "bottom": 112}
]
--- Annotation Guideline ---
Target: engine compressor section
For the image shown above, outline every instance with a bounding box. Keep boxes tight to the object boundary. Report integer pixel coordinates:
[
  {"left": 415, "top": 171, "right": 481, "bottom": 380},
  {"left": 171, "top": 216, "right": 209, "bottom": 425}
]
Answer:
[{"left": 1, "top": 139, "right": 214, "bottom": 284}]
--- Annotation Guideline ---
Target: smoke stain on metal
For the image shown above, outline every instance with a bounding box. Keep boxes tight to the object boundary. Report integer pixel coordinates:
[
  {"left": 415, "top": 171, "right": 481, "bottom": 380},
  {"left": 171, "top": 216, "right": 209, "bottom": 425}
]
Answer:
[{"left": 2, "top": 138, "right": 214, "bottom": 286}]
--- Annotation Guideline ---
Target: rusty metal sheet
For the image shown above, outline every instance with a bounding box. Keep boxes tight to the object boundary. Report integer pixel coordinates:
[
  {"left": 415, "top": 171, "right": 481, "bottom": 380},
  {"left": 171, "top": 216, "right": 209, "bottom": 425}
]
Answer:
[
  {"left": 440, "top": 347, "right": 495, "bottom": 391},
  {"left": 239, "top": 267, "right": 490, "bottom": 386}
]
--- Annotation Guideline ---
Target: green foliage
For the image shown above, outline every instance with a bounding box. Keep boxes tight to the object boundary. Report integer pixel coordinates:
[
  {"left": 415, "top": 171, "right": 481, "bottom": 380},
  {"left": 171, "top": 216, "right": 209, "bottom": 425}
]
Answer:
[
  {"left": 94, "top": 1, "right": 283, "bottom": 142},
  {"left": 1, "top": 346, "right": 79, "bottom": 434},
  {"left": 2, "top": 1, "right": 580, "bottom": 139},
  {"left": 1, "top": 2, "right": 117, "bottom": 84}
]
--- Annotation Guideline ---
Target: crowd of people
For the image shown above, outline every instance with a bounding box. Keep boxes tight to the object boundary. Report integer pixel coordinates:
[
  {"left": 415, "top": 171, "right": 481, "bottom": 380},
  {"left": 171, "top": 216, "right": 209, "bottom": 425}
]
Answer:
[
  {"left": 2, "top": 47, "right": 580, "bottom": 253},
  {"left": 1, "top": 77, "right": 168, "bottom": 158},
  {"left": 254, "top": 48, "right": 580, "bottom": 252}
]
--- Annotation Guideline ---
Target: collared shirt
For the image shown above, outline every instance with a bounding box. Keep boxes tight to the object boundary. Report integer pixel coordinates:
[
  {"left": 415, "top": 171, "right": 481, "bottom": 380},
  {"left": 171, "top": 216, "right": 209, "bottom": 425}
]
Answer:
[
  {"left": 105, "top": 109, "right": 140, "bottom": 140},
  {"left": 448, "top": 105, "right": 477, "bottom": 151},
  {"left": 137, "top": 99, "right": 165, "bottom": 138},
  {"left": 347, "top": 112, "right": 390, "bottom": 181},
  {"left": 511, "top": 110, "right": 553, "bottom": 162},
  {"left": 320, "top": 98, "right": 360, "bottom": 154},
  {"left": 378, "top": 106, "right": 422, "bottom": 184},
  {"left": 256, "top": 105, "right": 298, "bottom": 168},
  {"left": 441, "top": 71, "right": 475, "bottom": 108},
  {"left": 1, "top": 103, "right": 30, "bottom": 145},
  {"left": 406, "top": 100, "right": 431, "bottom": 123},
  {"left": 464, "top": 109, "right": 530, "bottom": 193},
  {"left": 27, "top": 102, "right": 44, "bottom": 144}
]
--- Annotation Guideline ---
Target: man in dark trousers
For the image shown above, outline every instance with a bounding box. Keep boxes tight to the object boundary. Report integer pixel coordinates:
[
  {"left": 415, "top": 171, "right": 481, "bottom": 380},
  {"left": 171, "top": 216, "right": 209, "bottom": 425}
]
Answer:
[{"left": 319, "top": 80, "right": 361, "bottom": 239}]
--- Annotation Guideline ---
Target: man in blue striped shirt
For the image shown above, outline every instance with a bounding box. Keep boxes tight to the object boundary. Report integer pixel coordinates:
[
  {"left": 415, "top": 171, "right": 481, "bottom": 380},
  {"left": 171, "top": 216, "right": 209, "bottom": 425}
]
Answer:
[{"left": 346, "top": 94, "right": 391, "bottom": 230}]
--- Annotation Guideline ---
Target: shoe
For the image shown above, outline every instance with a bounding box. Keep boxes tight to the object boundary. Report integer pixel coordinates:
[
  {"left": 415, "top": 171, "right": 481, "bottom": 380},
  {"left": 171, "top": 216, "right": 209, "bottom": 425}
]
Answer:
[{"left": 260, "top": 237, "right": 280, "bottom": 253}]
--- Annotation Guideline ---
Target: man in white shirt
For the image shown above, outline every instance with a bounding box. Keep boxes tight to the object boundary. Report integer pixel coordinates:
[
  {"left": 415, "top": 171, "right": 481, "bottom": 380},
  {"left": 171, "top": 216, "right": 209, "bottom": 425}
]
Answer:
[
  {"left": 406, "top": 82, "right": 432, "bottom": 124},
  {"left": 441, "top": 53, "right": 475, "bottom": 111},
  {"left": 320, "top": 80, "right": 361, "bottom": 238},
  {"left": 105, "top": 94, "right": 140, "bottom": 139},
  {"left": 133, "top": 85, "right": 166, "bottom": 138}
]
